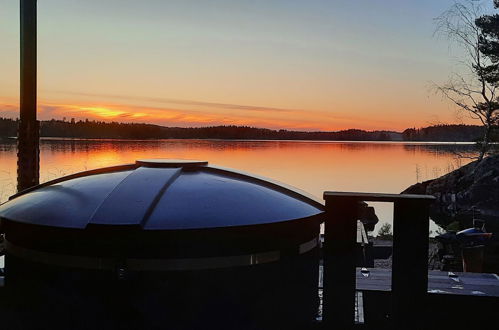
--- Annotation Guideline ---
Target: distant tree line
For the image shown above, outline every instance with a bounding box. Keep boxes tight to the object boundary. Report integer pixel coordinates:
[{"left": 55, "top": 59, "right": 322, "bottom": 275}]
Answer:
[
  {"left": 0, "top": 117, "right": 493, "bottom": 142},
  {"left": 0, "top": 117, "right": 399, "bottom": 140},
  {"left": 401, "top": 124, "right": 497, "bottom": 142},
  {"left": 0, "top": 117, "right": 17, "bottom": 138}
]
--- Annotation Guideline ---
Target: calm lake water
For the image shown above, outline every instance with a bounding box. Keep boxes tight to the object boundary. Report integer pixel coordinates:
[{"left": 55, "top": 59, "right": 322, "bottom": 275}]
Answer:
[{"left": 0, "top": 139, "right": 476, "bottom": 235}]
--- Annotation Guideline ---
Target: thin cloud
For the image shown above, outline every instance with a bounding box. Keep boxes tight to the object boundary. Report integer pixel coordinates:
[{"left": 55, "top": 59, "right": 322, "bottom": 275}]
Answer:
[
  {"left": 43, "top": 90, "right": 391, "bottom": 125},
  {"left": 1, "top": 97, "right": 410, "bottom": 131},
  {"left": 46, "top": 90, "right": 295, "bottom": 113}
]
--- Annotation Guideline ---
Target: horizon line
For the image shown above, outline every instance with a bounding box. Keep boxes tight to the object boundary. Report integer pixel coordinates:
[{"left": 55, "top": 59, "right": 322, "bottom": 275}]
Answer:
[{"left": 0, "top": 115, "right": 483, "bottom": 134}]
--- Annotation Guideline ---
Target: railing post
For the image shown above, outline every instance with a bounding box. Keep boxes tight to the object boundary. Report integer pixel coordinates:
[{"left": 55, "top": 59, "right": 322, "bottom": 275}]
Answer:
[
  {"left": 323, "top": 197, "right": 359, "bottom": 329},
  {"left": 392, "top": 199, "right": 431, "bottom": 329},
  {"left": 323, "top": 192, "right": 434, "bottom": 329},
  {"left": 18, "top": 0, "right": 40, "bottom": 192}
]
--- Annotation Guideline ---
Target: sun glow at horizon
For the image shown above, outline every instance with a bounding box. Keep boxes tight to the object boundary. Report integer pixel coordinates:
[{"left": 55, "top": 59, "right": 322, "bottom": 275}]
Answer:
[
  {"left": 77, "top": 106, "right": 148, "bottom": 119},
  {"left": 0, "top": 95, "right": 477, "bottom": 132}
]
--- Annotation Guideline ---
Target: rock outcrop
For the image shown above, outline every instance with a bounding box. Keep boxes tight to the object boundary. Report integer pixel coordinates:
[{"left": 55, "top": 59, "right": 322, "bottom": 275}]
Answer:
[{"left": 403, "top": 154, "right": 499, "bottom": 231}]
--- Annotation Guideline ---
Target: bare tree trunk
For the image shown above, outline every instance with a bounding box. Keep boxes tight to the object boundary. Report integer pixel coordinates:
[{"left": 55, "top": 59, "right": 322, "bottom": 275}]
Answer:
[{"left": 478, "top": 122, "right": 491, "bottom": 161}]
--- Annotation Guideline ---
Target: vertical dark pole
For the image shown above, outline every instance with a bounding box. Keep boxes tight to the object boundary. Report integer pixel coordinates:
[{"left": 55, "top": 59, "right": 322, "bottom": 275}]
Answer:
[
  {"left": 391, "top": 200, "right": 430, "bottom": 329},
  {"left": 18, "top": 0, "right": 39, "bottom": 192},
  {"left": 323, "top": 197, "right": 358, "bottom": 329}
]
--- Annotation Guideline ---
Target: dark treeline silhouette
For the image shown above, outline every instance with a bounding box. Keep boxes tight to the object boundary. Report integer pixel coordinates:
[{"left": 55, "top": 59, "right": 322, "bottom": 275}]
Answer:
[
  {"left": 0, "top": 117, "right": 399, "bottom": 140},
  {"left": 0, "top": 118, "right": 17, "bottom": 138},
  {"left": 0, "top": 117, "right": 491, "bottom": 142},
  {"left": 401, "top": 124, "right": 497, "bottom": 142}
]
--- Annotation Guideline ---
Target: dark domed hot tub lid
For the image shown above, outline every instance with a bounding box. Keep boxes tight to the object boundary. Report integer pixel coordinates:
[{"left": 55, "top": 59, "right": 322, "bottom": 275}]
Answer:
[
  {"left": 0, "top": 159, "right": 324, "bottom": 230},
  {"left": 0, "top": 160, "right": 323, "bottom": 330}
]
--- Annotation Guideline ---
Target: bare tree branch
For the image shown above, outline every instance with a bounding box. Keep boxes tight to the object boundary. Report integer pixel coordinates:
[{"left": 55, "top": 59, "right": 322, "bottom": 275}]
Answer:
[{"left": 434, "top": 1, "right": 499, "bottom": 161}]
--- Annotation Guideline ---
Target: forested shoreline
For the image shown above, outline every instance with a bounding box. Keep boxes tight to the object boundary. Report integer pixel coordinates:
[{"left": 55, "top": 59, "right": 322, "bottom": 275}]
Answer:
[{"left": 0, "top": 117, "right": 493, "bottom": 142}]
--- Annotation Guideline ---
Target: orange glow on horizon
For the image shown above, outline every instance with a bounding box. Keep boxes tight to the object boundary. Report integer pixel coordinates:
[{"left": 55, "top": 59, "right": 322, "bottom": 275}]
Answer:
[
  {"left": 77, "top": 106, "right": 147, "bottom": 119},
  {"left": 0, "top": 96, "right": 476, "bottom": 132}
]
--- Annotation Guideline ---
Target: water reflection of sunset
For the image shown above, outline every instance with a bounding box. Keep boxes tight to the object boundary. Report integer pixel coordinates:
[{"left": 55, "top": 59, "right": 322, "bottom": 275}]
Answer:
[
  {"left": 0, "top": 140, "right": 474, "bottom": 234},
  {"left": 1, "top": 140, "right": 471, "bottom": 198}
]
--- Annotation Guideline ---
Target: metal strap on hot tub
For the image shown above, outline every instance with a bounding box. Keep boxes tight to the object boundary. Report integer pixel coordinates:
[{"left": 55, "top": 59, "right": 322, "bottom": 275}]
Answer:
[{"left": 4, "top": 236, "right": 319, "bottom": 271}]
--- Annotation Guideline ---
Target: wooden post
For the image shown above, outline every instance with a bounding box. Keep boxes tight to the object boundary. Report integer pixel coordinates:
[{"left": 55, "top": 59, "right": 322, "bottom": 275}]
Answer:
[
  {"left": 323, "top": 197, "right": 359, "bottom": 329},
  {"left": 323, "top": 192, "right": 434, "bottom": 329},
  {"left": 18, "top": 0, "right": 39, "bottom": 192},
  {"left": 392, "top": 199, "right": 430, "bottom": 329}
]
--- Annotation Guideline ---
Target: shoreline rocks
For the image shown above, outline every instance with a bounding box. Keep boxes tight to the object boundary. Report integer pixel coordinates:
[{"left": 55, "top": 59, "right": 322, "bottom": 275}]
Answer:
[{"left": 403, "top": 154, "right": 499, "bottom": 232}]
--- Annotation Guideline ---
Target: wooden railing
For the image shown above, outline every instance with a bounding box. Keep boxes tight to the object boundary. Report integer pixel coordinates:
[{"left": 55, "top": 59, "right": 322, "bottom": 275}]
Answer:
[{"left": 322, "top": 192, "right": 435, "bottom": 329}]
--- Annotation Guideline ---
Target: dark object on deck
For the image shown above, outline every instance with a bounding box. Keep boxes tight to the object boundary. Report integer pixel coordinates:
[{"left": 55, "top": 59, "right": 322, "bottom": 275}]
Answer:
[
  {"left": 456, "top": 219, "right": 492, "bottom": 247},
  {"left": 462, "top": 245, "right": 485, "bottom": 272},
  {"left": 435, "top": 231, "right": 463, "bottom": 271},
  {"left": 358, "top": 203, "right": 378, "bottom": 232},
  {"left": 17, "top": 0, "right": 40, "bottom": 192},
  {"left": 371, "top": 244, "right": 392, "bottom": 260},
  {"left": 457, "top": 219, "right": 492, "bottom": 273},
  {"left": 0, "top": 160, "right": 323, "bottom": 330}
]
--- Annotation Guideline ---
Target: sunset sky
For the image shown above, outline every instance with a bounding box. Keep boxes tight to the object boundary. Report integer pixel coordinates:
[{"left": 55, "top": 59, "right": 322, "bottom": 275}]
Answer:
[{"left": 0, "top": 0, "right": 493, "bottom": 131}]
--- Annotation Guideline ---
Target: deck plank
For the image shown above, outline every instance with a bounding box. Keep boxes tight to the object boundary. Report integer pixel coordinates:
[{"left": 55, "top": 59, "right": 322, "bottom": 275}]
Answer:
[
  {"left": 319, "top": 266, "right": 499, "bottom": 297},
  {"left": 355, "top": 268, "right": 499, "bottom": 296}
]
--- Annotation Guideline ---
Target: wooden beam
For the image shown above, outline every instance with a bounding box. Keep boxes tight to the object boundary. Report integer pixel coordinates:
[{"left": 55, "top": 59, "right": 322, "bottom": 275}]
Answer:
[
  {"left": 322, "top": 197, "right": 360, "bottom": 329},
  {"left": 17, "top": 0, "right": 39, "bottom": 192},
  {"left": 322, "top": 192, "right": 434, "bottom": 329},
  {"left": 324, "top": 191, "right": 435, "bottom": 202},
  {"left": 391, "top": 199, "right": 430, "bottom": 329}
]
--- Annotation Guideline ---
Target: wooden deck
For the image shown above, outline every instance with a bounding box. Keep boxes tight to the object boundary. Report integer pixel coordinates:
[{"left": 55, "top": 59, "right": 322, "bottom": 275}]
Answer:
[
  {"left": 318, "top": 266, "right": 499, "bottom": 327},
  {"left": 354, "top": 268, "right": 499, "bottom": 296}
]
